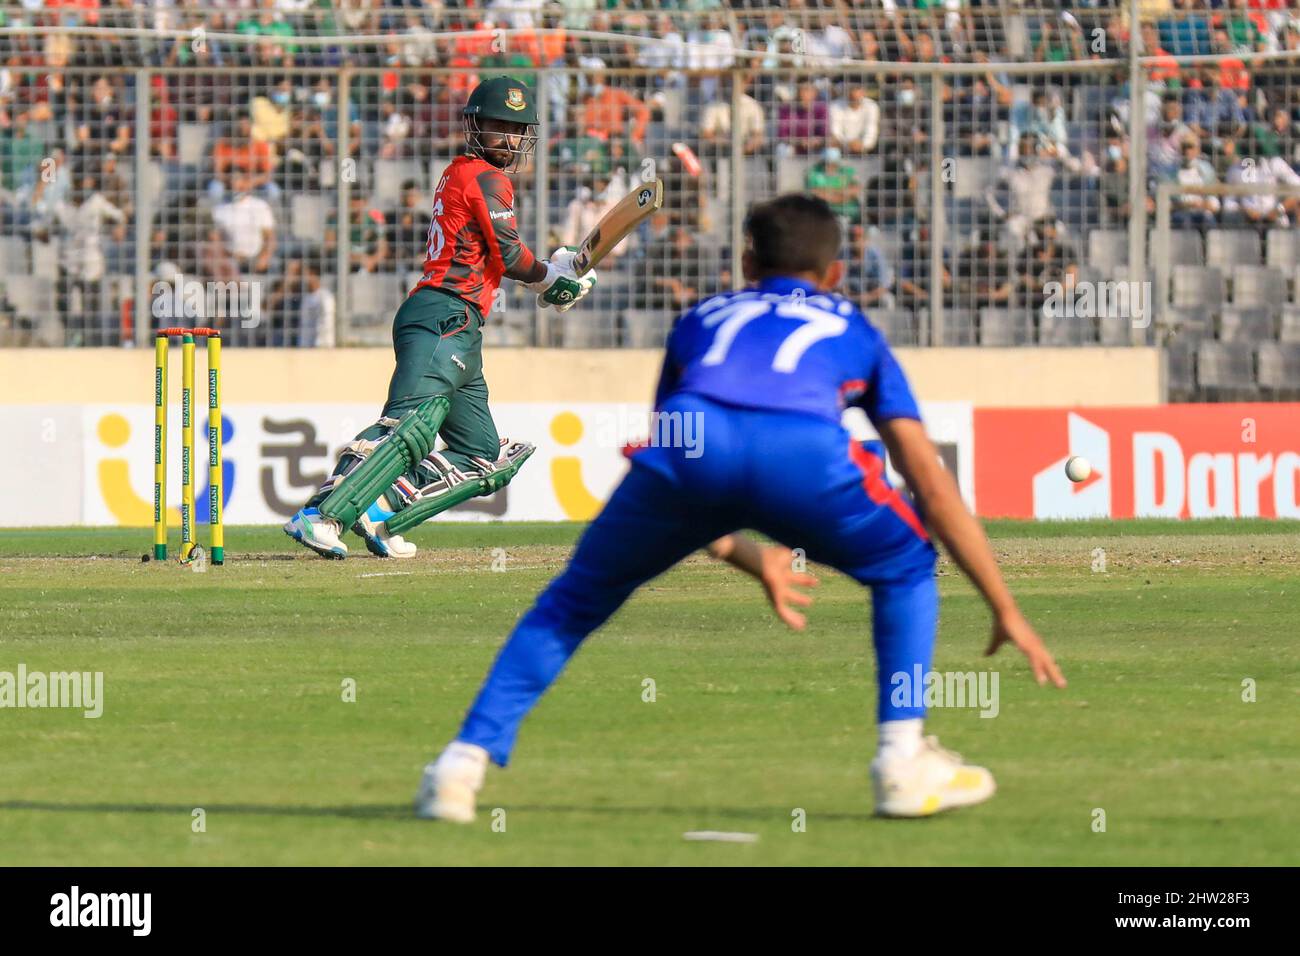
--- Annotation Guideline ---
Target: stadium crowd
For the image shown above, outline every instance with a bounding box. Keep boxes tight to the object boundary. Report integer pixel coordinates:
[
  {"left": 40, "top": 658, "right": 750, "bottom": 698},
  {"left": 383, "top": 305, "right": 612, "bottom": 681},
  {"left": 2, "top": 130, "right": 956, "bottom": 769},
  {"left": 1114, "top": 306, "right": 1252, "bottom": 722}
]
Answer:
[{"left": 0, "top": 1, "right": 1297, "bottom": 395}]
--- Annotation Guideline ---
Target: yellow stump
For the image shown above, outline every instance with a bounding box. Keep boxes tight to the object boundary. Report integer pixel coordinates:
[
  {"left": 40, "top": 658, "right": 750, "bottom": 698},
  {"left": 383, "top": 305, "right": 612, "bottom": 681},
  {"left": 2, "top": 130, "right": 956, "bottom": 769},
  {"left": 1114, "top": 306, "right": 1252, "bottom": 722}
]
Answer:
[
  {"left": 153, "top": 333, "right": 168, "bottom": 560},
  {"left": 181, "top": 333, "right": 195, "bottom": 559},
  {"left": 207, "top": 333, "right": 224, "bottom": 565}
]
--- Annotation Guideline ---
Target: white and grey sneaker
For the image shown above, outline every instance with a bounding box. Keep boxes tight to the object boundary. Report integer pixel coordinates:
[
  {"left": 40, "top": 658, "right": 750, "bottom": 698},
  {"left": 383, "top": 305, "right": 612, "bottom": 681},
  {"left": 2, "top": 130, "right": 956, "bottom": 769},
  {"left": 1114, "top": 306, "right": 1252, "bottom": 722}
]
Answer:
[
  {"left": 352, "top": 508, "right": 417, "bottom": 559},
  {"left": 871, "top": 736, "right": 996, "bottom": 818},
  {"left": 414, "top": 742, "right": 489, "bottom": 823},
  {"left": 283, "top": 508, "right": 348, "bottom": 559}
]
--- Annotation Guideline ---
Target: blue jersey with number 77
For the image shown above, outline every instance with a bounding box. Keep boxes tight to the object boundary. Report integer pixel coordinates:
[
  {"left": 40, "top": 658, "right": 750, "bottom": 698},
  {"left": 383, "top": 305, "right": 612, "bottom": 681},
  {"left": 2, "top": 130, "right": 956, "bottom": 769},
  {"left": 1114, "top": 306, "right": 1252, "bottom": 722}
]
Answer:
[{"left": 655, "top": 276, "right": 921, "bottom": 428}]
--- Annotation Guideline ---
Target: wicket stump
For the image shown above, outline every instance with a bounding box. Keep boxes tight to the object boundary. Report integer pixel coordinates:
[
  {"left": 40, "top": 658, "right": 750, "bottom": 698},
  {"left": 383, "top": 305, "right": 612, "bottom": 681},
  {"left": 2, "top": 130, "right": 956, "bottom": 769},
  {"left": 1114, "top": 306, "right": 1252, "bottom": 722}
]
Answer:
[{"left": 153, "top": 327, "right": 224, "bottom": 565}]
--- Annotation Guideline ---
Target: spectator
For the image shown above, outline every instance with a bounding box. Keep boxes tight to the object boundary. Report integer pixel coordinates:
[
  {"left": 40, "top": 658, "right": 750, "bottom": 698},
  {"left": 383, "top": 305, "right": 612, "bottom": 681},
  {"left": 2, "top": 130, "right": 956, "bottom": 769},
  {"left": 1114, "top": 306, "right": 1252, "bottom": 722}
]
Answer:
[
  {"left": 806, "top": 147, "right": 861, "bottom": 225},
  {"left": 700, "top": 75, "right": 765, "bottom": 156},
  {"left": 1183, "top": 65, "right": 1248, "bottom": 145},
  {"left": 342, "top": 192, "right": 388, "bottom": 274},
  {"left": 389, "top": 179, "right": 429, "bottom": 273},
  {"left": 210, "top": 115, "right": 279, "bottom": 201},
  {"left": 299, "top": 260, "right": 336, "bottom": 347},
  {"left": 1101, "top": 142, "right": 1155, "bottom": 221},
  {"left": 776, "top": 82, "right": 828, "bottom": 155},
  {"left": 1147, "top": 94, "right": 1194, "bottom": 179},
  {"left": 830, "top": 86, "right": 880, "bottom": 155},
  {"left": 685, "top": 12, "right": 735, "bottom": 104},
  {"left": 637, "top": 13, "right": 685, "bottom": 78},
  {"left": 987, "top": 134, "right": 1055, "bottom": 248},
  {"left": 552, "top": 121, "right": 612, "bottom": 178},
  {"left": 34, "top": 173, "right": 126, "bottom": 346},
  {"left": 639, "top": 226, "right": 717, "bottom": 312},
  {"left": 1223, "top": 136, "right": 1300, "bottom": 228},
  {"left": 1170, "top": 138, "right": 1221, "bottom": 230},
  {"left": 847, "top": 224, "right": 895, "bottom": 311},
  {"left": 865, "top": 154, "right": 919, "bottom": 228},
  {"left": 1210, "top": 29, "right": 1251, "bottom": 90},
  {"left": 1222, "top": 0, "right": 1268, "bottom": 54},
  {"left": 954, "top": 230, "right": 1015, "bottom": 309},
  {"left": 212, "top": 173, "right": 277, "bottom": 276},
  {"left": 895, "top": 223, "right": 951, "bottom": 312},
  {"left": 1254, "top": 108, "right": 1300, "bottom": 167},
  {"left": 1017, "top": 218, "right": 1079, "bottom": 312},
  {"left": 561, "top": 183, "right": 604, "bottom": 254},
  {"left": 579, "top": 80, "right": 650, "bottom": 161}
]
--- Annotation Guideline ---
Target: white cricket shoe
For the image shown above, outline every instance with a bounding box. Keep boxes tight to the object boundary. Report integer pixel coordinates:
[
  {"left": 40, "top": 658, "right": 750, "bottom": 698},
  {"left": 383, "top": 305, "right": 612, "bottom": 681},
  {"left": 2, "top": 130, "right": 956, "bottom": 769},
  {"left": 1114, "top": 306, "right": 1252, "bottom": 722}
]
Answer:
[
  {"left": 352, "top": 511, "right": 417, "bottom": 559},
  {"left": 414, "top": 742, "right": 489, "bottom": 823},
  {"left": 871, "top": 736, "right": 996, "bottom": 818},
  {"left": 283, "top": 508, "right": 348, "bottom": 559}
]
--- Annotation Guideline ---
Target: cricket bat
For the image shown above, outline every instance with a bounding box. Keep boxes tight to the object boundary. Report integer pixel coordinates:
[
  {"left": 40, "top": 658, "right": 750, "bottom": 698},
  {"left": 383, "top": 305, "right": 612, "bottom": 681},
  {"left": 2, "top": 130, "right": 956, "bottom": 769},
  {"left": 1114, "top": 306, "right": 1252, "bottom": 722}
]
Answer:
[{"left": 572, "top": 178, "right": 664, "bottom": 276}]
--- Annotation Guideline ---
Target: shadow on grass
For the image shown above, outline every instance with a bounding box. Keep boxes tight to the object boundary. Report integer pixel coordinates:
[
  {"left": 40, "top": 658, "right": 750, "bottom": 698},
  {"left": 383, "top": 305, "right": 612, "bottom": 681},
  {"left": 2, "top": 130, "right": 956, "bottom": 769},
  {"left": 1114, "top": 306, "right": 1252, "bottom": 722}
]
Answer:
[{"left": 0, "top": 799, "right": 879, "bottom": 824}]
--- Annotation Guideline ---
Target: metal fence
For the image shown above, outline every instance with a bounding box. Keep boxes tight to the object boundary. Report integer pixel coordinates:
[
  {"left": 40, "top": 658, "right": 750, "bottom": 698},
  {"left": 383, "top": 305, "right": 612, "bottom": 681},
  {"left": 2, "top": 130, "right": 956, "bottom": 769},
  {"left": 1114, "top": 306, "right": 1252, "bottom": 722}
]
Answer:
[{"left": 0, "top": 28, "right": 1298, "bottom": 392}]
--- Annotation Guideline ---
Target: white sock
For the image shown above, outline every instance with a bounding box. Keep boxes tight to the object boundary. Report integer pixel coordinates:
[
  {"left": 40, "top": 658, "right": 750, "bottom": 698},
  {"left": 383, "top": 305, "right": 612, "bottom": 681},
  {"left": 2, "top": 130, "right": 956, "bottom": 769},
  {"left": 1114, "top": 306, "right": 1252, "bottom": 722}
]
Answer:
[{"left": 876, "top": 718, "right": 924, "bottom": 761}]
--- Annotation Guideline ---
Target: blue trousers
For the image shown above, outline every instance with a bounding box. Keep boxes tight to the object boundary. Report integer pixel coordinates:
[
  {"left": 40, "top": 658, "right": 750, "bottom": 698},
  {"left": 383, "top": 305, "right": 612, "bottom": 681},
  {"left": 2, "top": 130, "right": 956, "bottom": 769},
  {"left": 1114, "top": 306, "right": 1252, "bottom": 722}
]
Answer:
[{"left": 457, "top": 395, "right": 939, "bottom": 765}]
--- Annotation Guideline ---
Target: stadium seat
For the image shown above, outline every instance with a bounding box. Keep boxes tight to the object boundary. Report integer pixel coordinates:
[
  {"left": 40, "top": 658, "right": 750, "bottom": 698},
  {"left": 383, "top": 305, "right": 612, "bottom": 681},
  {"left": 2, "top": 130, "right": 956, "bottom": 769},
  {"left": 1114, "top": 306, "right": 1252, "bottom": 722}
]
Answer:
[
  {"left": 1087, "top": 229, "right": 1126, "bottom": 271},
  {"left": 1218, "top": 307, "right": 1273, "bottom": 343},
  {"left": 1205, "top": 230, "right": 1262, "bottom": 269},
  {"left": 1167, "top": 230, "right": 1205, "bottom": 266},
  {"left": 560, "top": 309, "right": 618, "bottom": 348},
  {"left": 1229, "top": 266, "right": 1287, "bottom": 311},
  {"left": 978, "top": 308, "right": 1034, "bottom": 346},
  {"left": 867, "top": 309, "right": 921, "bottom": 346},
  {"left": 1171, "top": 265, "right": 1224, "bottom": 308},
  {"left": 622, "top": 309, "right": 673, "bottom": 349},
  {"left": 743, "top": 155, "right": 772, "bottom": 194},
  {"left": 1165, "top": 340, "right": 1197, "bottom": 397},
  {"left": 482, "top": 322, "right": 531, "bottom": 348},
  {"left": 776, "top": 155, "right": 817, "bottom": 194},
  {"left": 0, "top": 237, "right": 29, "bottom": 276},
  {"left": 1039, "top": 307, "right": 1094, "bottom": 345},
  {"left": 290, "top": 194, "right": 329, "bottom": 244},
  {"left": 1099, "top": 309, "right": 1137, "bottom": 346},
  {"left": 177, "top": 123, "right": 209, "bottom": 167},
  {"left": 933, "top": 308, "right": 977, "bottom": 346},
  {"left": 1196, "top": 341, "right": 1255, "bottom": 389},
  {"left": 952, "top": 157, "right": 998, "bottom": 200},
  {"left": 3, "top": 276, "right": 54, "bottom": 321},
  {"left": 1256, "top": 342, "right": 1300, "bottom": 390},
  {"left": 1165, "top": 306, "right": 1214, "bottom": 342},
  {"left": 30, "top": 243, "right": 57, "bottom": 280},
  {"left": 1280, "top": 305, "right": 1300, "bottom": 344},
  {"left": 1265, "top": 229, "right": 1300, "bottom": 270},
  {"left": 372, "top": 159, "right": 425, "bottom": 205},
  {"left": 347, "top": 272, "right": 407, "bottom": 327}
]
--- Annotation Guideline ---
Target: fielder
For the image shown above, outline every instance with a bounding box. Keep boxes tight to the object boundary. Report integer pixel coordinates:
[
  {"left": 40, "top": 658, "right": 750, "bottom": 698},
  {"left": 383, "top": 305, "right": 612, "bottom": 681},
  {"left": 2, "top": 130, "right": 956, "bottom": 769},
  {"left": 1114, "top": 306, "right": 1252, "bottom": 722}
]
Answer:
[
  {"left": 285, "top": 77, "right": 596, "bottom": 559},
  {"left": 417, "top": 194, "right": 1066, "bottom": 821}
]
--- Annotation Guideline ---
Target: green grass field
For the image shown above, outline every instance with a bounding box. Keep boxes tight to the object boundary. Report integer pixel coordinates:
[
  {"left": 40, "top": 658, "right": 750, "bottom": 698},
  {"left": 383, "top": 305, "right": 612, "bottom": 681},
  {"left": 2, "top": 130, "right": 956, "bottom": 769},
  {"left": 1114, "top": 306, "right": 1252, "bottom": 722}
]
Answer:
[{"left": 1, "top": 521, "right": 1297, "bottom": 866}]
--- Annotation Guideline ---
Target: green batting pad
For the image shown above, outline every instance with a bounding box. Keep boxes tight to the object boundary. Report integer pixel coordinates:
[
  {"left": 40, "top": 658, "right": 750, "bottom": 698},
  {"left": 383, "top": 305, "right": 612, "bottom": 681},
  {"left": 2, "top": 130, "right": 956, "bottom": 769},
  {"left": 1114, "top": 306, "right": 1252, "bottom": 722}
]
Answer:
[
  {"left": 384, "top": 443, "right": 534, "bottom": 535},
  {"left": 318, "top": 397, "right": 450, "bottom": 527}
]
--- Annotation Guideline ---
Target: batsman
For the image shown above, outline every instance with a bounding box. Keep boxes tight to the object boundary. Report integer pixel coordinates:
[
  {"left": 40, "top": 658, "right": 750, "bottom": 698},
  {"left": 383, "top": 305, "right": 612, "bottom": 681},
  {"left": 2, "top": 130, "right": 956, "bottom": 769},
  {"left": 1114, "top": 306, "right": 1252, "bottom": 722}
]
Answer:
[{"left": 285, "top": 77, "right": 597, "bottom": 558}]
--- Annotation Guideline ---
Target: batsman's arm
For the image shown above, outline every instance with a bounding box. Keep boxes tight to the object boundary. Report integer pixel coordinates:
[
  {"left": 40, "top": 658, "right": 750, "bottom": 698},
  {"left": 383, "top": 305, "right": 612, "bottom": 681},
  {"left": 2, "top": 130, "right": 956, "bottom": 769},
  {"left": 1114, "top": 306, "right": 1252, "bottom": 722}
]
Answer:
[
  {"left": 876, "top": 417, "right": 1066, "bottom": 688},
  {"left": 471, "top": 169, "right": 546, "bottom": 283},
  {"left": 708, "top": 535, "right": 818, "bottom": 632}
]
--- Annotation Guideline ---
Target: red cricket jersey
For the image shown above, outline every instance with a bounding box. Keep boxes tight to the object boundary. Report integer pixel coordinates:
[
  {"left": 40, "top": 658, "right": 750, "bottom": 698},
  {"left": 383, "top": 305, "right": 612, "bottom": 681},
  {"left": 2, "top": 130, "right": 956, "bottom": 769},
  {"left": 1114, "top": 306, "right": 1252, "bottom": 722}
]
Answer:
[{"left": 412, "top": 155, "right": 537, "bottom": 316}]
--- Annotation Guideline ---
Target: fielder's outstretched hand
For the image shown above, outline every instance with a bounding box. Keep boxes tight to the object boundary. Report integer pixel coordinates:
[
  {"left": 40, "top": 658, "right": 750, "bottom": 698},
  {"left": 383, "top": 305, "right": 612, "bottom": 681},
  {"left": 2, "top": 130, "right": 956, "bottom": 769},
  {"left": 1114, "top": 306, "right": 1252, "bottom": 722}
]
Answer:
[
  {"left": 986, "top": 609, "right": 1067, "bottom": 688},
  {"left": 757, "top": 545, "right": 820, "bottom": 631},
  {"left": 708, "top": 535, "right": 819, "bottom": 631}
]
